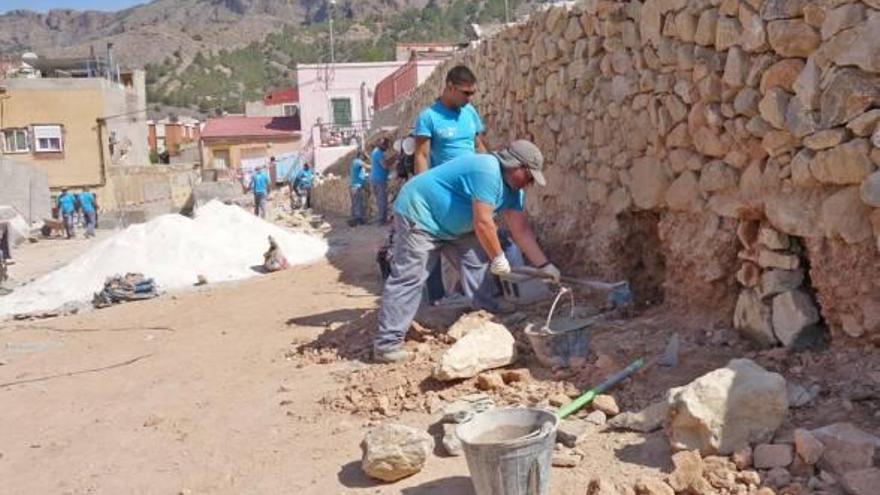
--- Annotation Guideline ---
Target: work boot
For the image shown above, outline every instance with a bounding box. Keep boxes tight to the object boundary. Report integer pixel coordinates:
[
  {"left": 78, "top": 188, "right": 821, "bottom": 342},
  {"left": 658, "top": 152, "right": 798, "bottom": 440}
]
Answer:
[{"left": 373, "top": 347, "right": 411, "bottom": 364}]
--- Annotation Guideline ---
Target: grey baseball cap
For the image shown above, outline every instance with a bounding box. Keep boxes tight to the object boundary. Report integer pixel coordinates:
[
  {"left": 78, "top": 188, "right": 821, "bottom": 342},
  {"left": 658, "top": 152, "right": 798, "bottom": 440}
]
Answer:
[{"left": 494, "top": 139, "right": 546, "bottom": 186}]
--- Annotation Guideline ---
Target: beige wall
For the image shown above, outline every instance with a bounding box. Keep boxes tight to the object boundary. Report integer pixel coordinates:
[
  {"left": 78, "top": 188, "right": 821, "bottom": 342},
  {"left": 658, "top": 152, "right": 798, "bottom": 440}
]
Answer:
[{"left": 201, "top": 137, "right": 301, "bottom": 171}]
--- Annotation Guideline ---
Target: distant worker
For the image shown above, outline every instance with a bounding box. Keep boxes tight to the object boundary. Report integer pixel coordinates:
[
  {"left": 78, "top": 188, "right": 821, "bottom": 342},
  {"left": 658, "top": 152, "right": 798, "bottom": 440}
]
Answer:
[
  {"left": 0, "top": 220, "right": 12, "bottom": 267},
  {"left": 249, "top": 165, "right": 270, "bottom": 218},
  {"left": 57, "top": 188, "right": 77, "bottom": 239},
  {"left": 293, "top": 163, "right": 314, "bottom": 210},
  {"left": 77, "top": 187, "right": 98, "bottom": 238},
  {"left": 370, "top": 138, "right": 392, "bottom": 225},
  {"left": 349, "top": 151, "right": 369, "bottom": 226},
  {"left": 413, "top": 64, "right": 487, "bottom": 304},
  {"left": 372, "top": 140, "right": 560, "bottom": 363}
]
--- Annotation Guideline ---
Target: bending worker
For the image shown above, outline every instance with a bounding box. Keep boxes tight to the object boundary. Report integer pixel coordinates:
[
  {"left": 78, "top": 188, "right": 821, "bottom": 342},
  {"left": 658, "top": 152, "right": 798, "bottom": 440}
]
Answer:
[{"left": 372, "top": 140, "right": 561, "bottom": 363}]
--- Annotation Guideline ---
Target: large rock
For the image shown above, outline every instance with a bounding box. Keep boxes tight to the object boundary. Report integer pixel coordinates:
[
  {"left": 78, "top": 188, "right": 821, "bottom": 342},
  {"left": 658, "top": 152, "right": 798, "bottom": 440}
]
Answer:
[
  {"left": 767, "top": 20, "right": 820, "bottom": 57},
  {"left": 820, "top": 186, "right": 874, "bottom": 244},
  {"left": 810, "top": 139, "right": 876, "bottom": 185},
  {"left": 861, "top": 171, "right": 880, "bottom": 207},
  {"left": 734, "top": 289, "right": 778, "bottom": 346},
  {"left": 434, "top": 319, "right": 515, "bottom": 381},
  {"left": 760, "top": 58, "right": 804, "bottom": 93},
  {"left": 772, "top": 290, "right": 821, "bottom": 346},
  {"left": 666, "top": 359, "right": 788, "bottom": 455},
  {"left": 816, "top": 14, "right": 880, "bottom": 74},
  {"left": 631, "top": 157, "right": 670, "bottom": 210},
  {"left": 361, "top": 423, "right": 433, "bottom": 482},
  {"left": 765, "top": 188, "right": 825, "bottom": 237},
  {"left": 447, "top": 310, "right": 495, "bottom": 341},
  {"left": 842, "top": 468, "right": 880, "bottom": 495},
  {"left": 811, "top": 423, "right": 880, "bottom": 475},
  {"left": 819, "top": 68, "right": 880, "bottom": 129}
]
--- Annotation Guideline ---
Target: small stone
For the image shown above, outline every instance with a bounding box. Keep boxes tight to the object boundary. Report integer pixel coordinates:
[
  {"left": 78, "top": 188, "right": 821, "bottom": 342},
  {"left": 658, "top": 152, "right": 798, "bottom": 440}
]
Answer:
[
  {"left": 842, "top": 468, "right": 880, "bottom": 495},
  {"left": 589, "top": 477, "right": 628, "bottom": 495},
  {"left": 732, "top": 446, "right": 754, "bottom": 470},
  {"left": 811, "top": 423, "right": 879, "bottom": 475},
  {"left": 552, "top": 450, "right": 582, "bottom": 468},
  {"left": 768, "top": 20, "right": 820, "bottom": 57},
  {"left": 754, "top": 443, "right": 794, "bottom": 469},
  {"left": 607, "top": 401, "right": 668, "bottom": 433},
  {"left": 737, "top": 262, "right": 761, "bottom": 288},
  {"left": 585, "top": 410, "right": 607, "bottom": 426},
  {"left": 434, "top": 317, "right": 516, "bottom": 380},
  {"left": 759, "top": 88, "right": 791, "bottom": 130},
  {"left": 668, "top": 450, "right": 713, "bottom": 494},
  {"left": 361, "top": 423, "right": 432, "bottom": 482},
  {"left": 758, "top": 226, "right": 789, "bottom": 250},
  {"left": 794, "top": 429, "right": 824, "bottom": 465},
  {"left": 758, "top": 249, "right": 800, "bottom": 270},
  {"left": 592, "top": 394, "right": 620, "bottom": 417},
  {"left": 764, "top": 466, "right": 792, "bottom": 488},
  {"left": 734, "top": 289, "right": 777, "bottom": 346},
  {"left": 861, "top": 171, "right": 880, "bottom": 208},
  {"left": 803, "top": 129, "right": 847, "bottom": 151},
  {"left": 760, "top": 58, "right": 804, "bottom": 93},
  {"left": 810, "top": 139, "right": 875, "bottom": 186},
  {"left": 476, "top": 372, "right": 506, "bottom": 391},
  {"left": 786, "top": 382, "right": 820, "bottom": 408},
  {"left": 549, "top": 393, "right": 570, "bottom": 408},
  {"left": 557, "top": 419, "right": 594, "bottom": 448},
  {"left": 441, "top": 423, "right": 463, "bottom": 456},
  {"left": 847, "top": 110, "right": 880, "bottom": 138},
  {"left": 634, "top": 477, "right": 675, "bottom": 495}
]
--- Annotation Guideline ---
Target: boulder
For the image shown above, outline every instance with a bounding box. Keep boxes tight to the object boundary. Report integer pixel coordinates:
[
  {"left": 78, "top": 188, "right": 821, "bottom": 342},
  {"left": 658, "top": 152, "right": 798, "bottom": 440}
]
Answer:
[
  {"left": 630, "top": 157, "right": 670, "bottom": 210},
  {"left": 861, "top": 171, "right": 880, "bottom": 207},
  {"left": 666, "top": 359, "right": 788, "bottom": 455},
  {"left": 820, "top": 186, "right": 874, "bottom": 244},
  {"left": 819, "top": 68, "right": 880, "bottom": 129},
  {"left": 811, "top": 423, "right": 880, "bottom": 475},
  {"left": 434, "top": 318, "right": 516, "bottom": 380},
  {"left": 842, "top": 468, "right": 880, "bottom": 495},
  {"left": 794, "top": 428, "right": 824, "bottom": 465},
  {"left": 767, "top": 20, "right": 820, "bottom": 57},
  {"left": 361, "top": 423, "right": 433, "bottom": 482},
  {"left": 759, "top": 269, "right": 804, "bottom": 299},
  {"left": 754, "top": 443, "right": 794, "bottom": 468},
  {"left": 772, "top": 290, "right": 821, "bottom": 346},
  {"left": 810, "top": 139, "right": 876, "bottom": 186},
  {"left": 734, "top": 289, "right": 778, "bottom": 346}
]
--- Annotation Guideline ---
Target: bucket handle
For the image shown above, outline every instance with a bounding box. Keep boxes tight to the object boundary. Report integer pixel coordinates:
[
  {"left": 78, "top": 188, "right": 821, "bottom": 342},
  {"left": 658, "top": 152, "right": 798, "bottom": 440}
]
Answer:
[{"left": 544, "top": 286, "right": 574, "bottom": 330}]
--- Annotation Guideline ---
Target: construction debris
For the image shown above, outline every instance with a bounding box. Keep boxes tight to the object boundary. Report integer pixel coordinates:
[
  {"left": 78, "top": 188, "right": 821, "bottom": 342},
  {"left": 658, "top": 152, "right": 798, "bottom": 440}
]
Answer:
[{"left": 92, "top": 273, "right": 158, "bottom": 308}]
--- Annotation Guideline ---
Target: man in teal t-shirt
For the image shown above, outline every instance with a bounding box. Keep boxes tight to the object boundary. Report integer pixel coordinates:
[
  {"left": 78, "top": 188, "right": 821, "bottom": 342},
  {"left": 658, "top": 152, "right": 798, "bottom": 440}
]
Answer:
[
  {"left": 372, "top": 140, "right": 561, "bottom": 363},
  {"left": 370, "top": 138, "right": 391, "bottom": 225},
  {"left": 77, "top": 188, "right": 97, "bottom": 238},
  {"left": 291, "top": 163, "right": 314, "bottom": 210},
  {"left": 349, "top": 152, "right": 369, "bottom": 226},
  {"left": 249, "top": 166, "right": 270, "bottom": 218},
  {"left": 57, "top": 188, "right": 77, "bottom": 239}
]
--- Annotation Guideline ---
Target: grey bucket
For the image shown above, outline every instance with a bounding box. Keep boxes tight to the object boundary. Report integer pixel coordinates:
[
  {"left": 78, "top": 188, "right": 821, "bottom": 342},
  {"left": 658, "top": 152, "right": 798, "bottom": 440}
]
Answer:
[
  {"left": 456, "top": 408, "right": 559, "bottom": 495},
  {"left": 524, "top": 287, "right": 592, "bottom": 368}
]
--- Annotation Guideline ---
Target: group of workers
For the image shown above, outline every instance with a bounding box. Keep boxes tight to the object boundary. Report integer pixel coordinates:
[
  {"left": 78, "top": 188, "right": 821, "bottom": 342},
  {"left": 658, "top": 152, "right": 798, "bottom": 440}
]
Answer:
[
  {"left": 246, "top": 157, "right": 314, "bottom": 219},
  {"left": 56, "top": 188, "right": 98, "bottom": 239},
  {"left": 363, "top": 65, "right": 561, "bottom": 363}
]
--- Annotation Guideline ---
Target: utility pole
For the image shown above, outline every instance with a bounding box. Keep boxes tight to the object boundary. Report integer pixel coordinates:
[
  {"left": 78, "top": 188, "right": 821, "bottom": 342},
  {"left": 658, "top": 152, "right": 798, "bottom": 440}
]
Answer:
[
  {"left": 329, "top": 0, "right": 337, "bottom": 65},
  {"left": 504, "top": 0, "right": 510, "bottom": 23}
]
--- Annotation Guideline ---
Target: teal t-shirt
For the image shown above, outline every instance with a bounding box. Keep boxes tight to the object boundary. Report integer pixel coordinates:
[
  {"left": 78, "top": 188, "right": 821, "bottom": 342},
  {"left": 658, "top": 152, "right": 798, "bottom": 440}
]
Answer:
[
  {"left": 350, "top": 158, "right": 368, "bottom": 188},
  {"left": 250, "top": 171, "right": 269, "bottom": 195},
  {"left": 394, "top": 153, "right": 524, "bottom": 239},
  {"left": 370, "top": 147, "right": 388, "bottom": 184},
  {"left": 77, "top": 192, "right": 96, "bottom": 213},
  {"left": 58, "top": 193, "right": 76, "bottom": 214},
  {"left": 296, "top": 169, "right": 314, "bottom": 189},
  {"left": 414, "top": 100, "right": 484, "bottom": 168}
]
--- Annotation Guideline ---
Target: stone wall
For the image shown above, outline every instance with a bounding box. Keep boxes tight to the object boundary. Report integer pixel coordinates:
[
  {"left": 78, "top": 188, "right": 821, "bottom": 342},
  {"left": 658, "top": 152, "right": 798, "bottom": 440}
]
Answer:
[
  {"left": 99, "top": 164, "right": 200, "bottom": 227},
  {"left": 364, "top": 0, "right": 880, "bottom": 344},
  {"left": 0, "top": 159, "right": 51, "bottom": 224}
]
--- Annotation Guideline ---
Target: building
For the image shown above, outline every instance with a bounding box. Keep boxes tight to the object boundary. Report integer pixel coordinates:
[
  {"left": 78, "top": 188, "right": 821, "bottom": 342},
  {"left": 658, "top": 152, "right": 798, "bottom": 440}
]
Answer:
[
  {"left": 394, "top": 42, "right": 464, "bottom": 62},
  {"left": 148, "top": 117, "right": 201, "bottom": 159},
  {"left": 245, "top": 87, "right": 300, "bottom": 118},
  {"left": 296, "top": 59, "right": 443, "bottom": 171},
  {"left": 199, "top": 115, "right": 301, "bottom": 179},
  {"left": 0, "top": 56, "right": 149, "bottom": 191}
]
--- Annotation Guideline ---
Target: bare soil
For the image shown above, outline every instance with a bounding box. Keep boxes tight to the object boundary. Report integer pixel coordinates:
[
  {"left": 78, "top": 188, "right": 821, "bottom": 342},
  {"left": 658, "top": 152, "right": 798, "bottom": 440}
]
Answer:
[{"left": 1, "top": 213, "right": 878, "bottom": 495}]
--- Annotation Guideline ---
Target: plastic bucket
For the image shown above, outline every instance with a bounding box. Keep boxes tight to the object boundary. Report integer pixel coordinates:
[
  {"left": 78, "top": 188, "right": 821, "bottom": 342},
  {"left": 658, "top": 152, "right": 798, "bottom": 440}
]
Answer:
[{"left": 456, "top": 408, "right": 558, "bottom": 495}]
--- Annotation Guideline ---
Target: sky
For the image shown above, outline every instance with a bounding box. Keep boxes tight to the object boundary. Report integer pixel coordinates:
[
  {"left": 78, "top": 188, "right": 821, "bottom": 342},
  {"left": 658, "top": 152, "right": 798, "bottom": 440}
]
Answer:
[{"left": 1, "top": 1, "right": 144, "bottom": 13}]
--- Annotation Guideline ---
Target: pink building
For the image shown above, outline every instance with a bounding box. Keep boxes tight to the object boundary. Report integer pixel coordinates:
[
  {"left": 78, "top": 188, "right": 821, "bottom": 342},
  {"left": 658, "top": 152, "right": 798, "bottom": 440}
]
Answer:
[{"left": 296, "top": 60, "right": 443, "bottom": 171}]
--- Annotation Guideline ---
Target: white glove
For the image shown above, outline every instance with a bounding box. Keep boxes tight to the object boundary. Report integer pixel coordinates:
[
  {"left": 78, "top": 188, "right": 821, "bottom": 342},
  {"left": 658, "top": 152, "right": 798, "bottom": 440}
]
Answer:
[
  {"left": 490, "top": 253, "right": 512, "bottom": 276},
  {"left": 538, "top": 262, "right": 561, "bottom": 282}
]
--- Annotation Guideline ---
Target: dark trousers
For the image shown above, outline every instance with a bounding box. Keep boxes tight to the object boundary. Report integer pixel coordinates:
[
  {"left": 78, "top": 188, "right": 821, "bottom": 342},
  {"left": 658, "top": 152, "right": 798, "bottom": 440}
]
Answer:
[{"left": 0, "top": 222, "right": 10, "bottom": 260}]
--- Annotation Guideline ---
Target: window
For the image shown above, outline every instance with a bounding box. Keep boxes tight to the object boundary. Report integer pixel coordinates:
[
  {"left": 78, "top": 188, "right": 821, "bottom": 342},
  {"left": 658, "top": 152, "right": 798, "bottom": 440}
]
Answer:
[
  {"left": 33, "top": 125, "right": 63, "bottom": 153},
  {"left": 282, "top": 104, "right": 299, "bottom": 117},
  {"left": 331, "top": 98, "right": 352, "bottom": 126},
  {"left": 2, "top": 128, "right": 28, "bottom": 153}
]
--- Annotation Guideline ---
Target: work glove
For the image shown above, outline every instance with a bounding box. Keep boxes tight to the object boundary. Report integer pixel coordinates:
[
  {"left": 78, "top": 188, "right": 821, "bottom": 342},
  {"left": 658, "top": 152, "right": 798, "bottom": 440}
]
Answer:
[
  {"left": 538, "top": 262, "right": 561, "bottom": 283},
  {"left": 490, "top": 253, "right": 512, "bottom": 276}
]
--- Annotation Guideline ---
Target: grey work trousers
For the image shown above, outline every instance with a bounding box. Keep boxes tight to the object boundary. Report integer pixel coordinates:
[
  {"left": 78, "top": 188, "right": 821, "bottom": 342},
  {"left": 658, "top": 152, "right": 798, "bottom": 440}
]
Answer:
[
  {"left": 350, "top": 186, "right": 366, "bottom": 222},
  {"left": 62, "top": 212, "right": 75, "bottom": 239},
  {"left": 374, "top": 214, "right": 496, "bottom": 352},
  {"left": 371, "top": 181, "right": 388, "bottom": 224},
  {"left": 84, "top": 210, "right": 96, "bottom": 237},
  {"left": 254, "top": 192, "right": 268, "bottom": 218}
]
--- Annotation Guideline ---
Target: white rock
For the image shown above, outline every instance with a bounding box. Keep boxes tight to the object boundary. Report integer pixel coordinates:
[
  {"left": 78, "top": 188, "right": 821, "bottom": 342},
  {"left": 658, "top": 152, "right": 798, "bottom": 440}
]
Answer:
[
  {"left": 434, "top": 319, "right": 516, "bottom": 381},
  {"left": 666, "top": 359, "right": 788, "bottom": 455},
  {"left": 772, "top": 290, "right": 820, "bottom": 347},
  {"left": 361, "top": 423, "right": 433, "bottom": 482},
  {"left": 734, "top": 289, "right": 778, "bottom": 346}
]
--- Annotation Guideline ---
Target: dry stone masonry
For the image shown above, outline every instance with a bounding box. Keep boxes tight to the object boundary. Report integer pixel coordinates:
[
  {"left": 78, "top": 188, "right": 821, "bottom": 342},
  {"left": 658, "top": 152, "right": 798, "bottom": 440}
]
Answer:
[{"left": 368, "top": 0, "right": 880, "bottom": 345}]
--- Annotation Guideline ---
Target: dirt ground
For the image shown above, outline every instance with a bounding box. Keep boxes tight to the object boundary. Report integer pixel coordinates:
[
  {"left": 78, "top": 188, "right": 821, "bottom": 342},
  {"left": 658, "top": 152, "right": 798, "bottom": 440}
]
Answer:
[{"left": 1, "top": 212, "right": 878, "bottom": 495}]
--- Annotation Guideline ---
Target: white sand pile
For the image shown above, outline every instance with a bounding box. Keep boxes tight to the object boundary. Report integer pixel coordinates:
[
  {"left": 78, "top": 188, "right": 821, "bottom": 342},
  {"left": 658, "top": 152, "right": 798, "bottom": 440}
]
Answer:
[{"left": 0, "top": 200, "right": 328, "bottom": 317}]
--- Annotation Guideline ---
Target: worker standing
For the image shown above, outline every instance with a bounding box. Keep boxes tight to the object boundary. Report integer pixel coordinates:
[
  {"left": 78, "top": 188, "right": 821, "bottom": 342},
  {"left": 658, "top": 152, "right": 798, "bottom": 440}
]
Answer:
[
  {"left": 369, "top": 138, "right": 391, "bottom": 225},
  {"left": 77, "top": 187, "right": 98, "bottom": 238},
  {"left": 249, "top": 165, "right": 270, "bottom": 218},
  {"left": 412, "top": 65, "right": 487, "bottom": 304},
  {"left": 294, "top": 163, "right": 314, "bottom": 210},
  {"left": 57, "top": 188, "right": 77, "bottom": 239},
  {"left": 372, "top": 140, "right": 560, "bottom": 363},
  {"left": 349, "top": 151, "right": 369, "bottom": 226}
]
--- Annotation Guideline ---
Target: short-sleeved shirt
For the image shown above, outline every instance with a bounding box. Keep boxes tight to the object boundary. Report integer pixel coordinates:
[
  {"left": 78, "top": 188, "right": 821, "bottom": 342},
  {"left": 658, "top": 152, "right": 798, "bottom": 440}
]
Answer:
[
  {"left": 58, "top": 193, "right": 76, "bottom": 214},
  {"left": 414, "top": 100, "right": 484, "bottom": 168},
  {"left": 370, "top": 147, "right": 388, "bottom": 184},
  {"left": 350, "top": 158, "right": 368, "bottom": 188},
  {"left": 296, "top": 169, "right": 314, "bottom": 189},
  {"left": 250, "top": 171, "right": 269, "bottom": 195},
  {"left": 77, "top": 192, "right": 96, "bottom": 213},
  {"left": 394, "top": 153, "right": 524, "bottom": 239}
]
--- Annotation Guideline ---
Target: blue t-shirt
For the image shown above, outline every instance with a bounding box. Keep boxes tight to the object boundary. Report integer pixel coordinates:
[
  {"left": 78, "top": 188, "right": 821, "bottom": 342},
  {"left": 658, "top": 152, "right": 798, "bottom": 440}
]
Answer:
[
  {"left": 58, "top": 193, "right": 76, "bottom": 214},
  {"left": 250, "top": 171, "right": 269, "bottom": 195},
  {"left": 394, "top": 153, "right": 524, "bottom": 239},
  {"left": 350, "top": 158, "right": 368, "bottom": 188},
  {"left": 414, "top": 100, "right": 484, "bottom": 168},
  {"left": 296, "top": 169, "right": 314, "bottom": 189},
  {"left": 77, "top": 192, "right": 96, "bottom": 213},
  {"left": 370, "top": 147, "right": 388, "bottom": 184}
]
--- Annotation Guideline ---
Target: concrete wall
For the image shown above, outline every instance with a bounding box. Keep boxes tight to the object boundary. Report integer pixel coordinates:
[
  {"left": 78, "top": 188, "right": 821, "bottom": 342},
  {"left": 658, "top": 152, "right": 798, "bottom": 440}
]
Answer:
[
  {"left": 0, "top": 159, "right": 50, "bottom": 223},
  {"left": 99, "top": 164, "right": 199, "bottom": 226},
  {"left": 201, "top": 137, "right": 301, "bottom": 171},
  {"left": 356, "top": 0, "right": 880, "bottom": 345}
]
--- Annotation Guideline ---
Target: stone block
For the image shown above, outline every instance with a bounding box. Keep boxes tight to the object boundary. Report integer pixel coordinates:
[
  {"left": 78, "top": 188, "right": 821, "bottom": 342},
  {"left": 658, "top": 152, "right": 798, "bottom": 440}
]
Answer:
[
  {"left": 434, "top": 318, "right": 516, "bottom": 380},
  {"left": 760, "top": 58, "right": 804, "bottom": 93},
  {"left": 736, "top": 261, "right": 761, "bottom": 287},
  {"left": 772, "top": 289, "right": 820, "bottom": 346},
  {"left": 739, "top": 3, "right": 768, "bottom": 52},
  {"left": 716, "top": 16, "right": 743, "bottom": 51},
  {"left": 819, "top": 68, "right": 880, "bottom": 129},
  {"left": 803, "top": 129, "right": 847, "bottom": 150},
  {"left": 861, "top": 171, "right": 880, "bottom": 207},
  {"left": 820, "top": 186, "right": 874, "bottom": 244},
  {"left": 758, "top": 249, "right": 800, "bottom": 270},
  {"left": 810, "top": 139, "right": 876, "bottom": 185},
  {"left": 758, "top": 226, "right": 790, "bottom": 250},
  {"left": 811, "top": 423, "right": 880, "bottom": 475},
  {"left": 734, "top": 289, "right": 778, "bottom": 345},
  {"left": 820, "top": 3, "right": 866, "bottom": 41},
  {"left": 630, "top": 157, "right": 670, "bottom": 210},
  {"left": 847, "top": 109, "right": 880, "bottom": 138},
  {"left": 754, "top": 443, "right": 794, "bottom": 468},
  {"left": 695, "top": 8, "right": 720, "bottom": 46},
  {"left": 768, "top": 20, "right": 820, "bottom": 57},
  {"left": 759, "top": 88, "right": 791, "bottom": 130},
  {"left": 794, "top": 428, "right": 824, "bottom": 465},
  {"left": 361, "top": 423, "right": 432, "bottom": 482},
  {"left": 759, "top": 269, "right": 804, "bottom": 299}
]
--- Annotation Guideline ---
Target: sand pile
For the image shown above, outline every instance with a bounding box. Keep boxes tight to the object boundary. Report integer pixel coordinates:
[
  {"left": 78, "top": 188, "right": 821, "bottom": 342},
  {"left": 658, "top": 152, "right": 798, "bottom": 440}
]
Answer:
[{"left": 0, "top": 201, "right": 328, "bottom": 317}]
